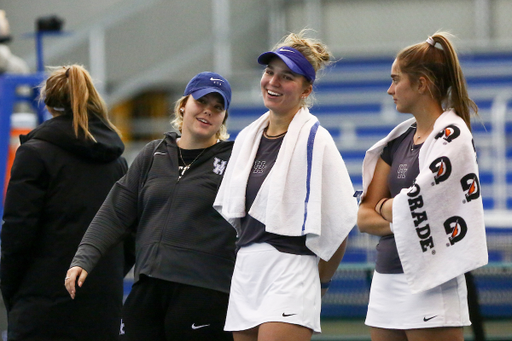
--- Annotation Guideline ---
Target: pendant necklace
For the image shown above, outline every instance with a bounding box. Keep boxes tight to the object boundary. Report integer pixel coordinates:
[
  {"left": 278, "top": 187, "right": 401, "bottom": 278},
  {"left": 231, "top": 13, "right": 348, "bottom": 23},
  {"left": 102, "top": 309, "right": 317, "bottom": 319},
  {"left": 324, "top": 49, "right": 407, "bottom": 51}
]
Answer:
[
  {"left": 178, "top": 147, "right": 206, "bottom": 180},
  {"left": 411, "top": 120, "right": 435, "bottom": 151}
]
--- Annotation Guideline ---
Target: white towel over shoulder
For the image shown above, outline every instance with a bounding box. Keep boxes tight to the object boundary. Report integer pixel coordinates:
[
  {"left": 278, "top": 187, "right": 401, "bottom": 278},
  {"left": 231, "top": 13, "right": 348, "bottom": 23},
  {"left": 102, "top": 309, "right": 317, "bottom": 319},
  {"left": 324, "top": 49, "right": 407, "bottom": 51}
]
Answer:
[
  {"left": 214, "top": 108, "right": 358, "bottom": 261},
  {"left": 362, "top": 110, "right": 488, "bottom": 293}
]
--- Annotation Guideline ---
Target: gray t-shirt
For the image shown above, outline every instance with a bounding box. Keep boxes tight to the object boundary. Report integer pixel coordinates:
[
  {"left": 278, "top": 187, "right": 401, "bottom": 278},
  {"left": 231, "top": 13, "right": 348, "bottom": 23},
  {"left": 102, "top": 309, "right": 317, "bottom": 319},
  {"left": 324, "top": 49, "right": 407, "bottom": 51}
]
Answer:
[
  {"left": 237, "top": 134, "right": 314, "bottom": 255},
  {"left": 376, "top": 125, "right": 421, "bottom": 273}
]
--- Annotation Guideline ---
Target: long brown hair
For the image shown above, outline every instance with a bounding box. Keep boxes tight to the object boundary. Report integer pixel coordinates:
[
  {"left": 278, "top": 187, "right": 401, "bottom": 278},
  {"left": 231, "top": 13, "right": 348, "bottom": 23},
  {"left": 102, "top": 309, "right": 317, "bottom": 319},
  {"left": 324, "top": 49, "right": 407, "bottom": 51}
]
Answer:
[
  {"left": 396, "top": 32, "right": 477, "bottom": 130},
  {"left": 40, "top": 64, "right": 120, "bottom": 141}
]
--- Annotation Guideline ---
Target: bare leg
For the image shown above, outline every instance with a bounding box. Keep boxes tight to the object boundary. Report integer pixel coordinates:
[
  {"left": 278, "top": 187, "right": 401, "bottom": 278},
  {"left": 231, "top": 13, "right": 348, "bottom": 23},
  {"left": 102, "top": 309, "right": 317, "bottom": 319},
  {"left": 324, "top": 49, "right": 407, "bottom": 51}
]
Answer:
[
  {"left": 233, "top": 327, "right": 258, "bottom": 341},
  {"left": 405, "top": 327, "right": 464, "bottom": 341},
  {"left": 258, "top": 322, "right": 313, "bottom": 341},
  {"left": 370, "top": 327, "right": 408, "bottom": 341}
]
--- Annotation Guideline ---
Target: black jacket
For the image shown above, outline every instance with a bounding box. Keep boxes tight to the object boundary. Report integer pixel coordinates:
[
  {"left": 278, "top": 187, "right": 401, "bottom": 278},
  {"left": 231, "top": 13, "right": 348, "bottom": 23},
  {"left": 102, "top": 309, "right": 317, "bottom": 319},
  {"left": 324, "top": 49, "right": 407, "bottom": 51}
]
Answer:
[
  {"left": 1, "top": 113, "right": 128, "bottom": 341},
  {"left": 71, "top": 132, "right": 237, "bottom": 294}
]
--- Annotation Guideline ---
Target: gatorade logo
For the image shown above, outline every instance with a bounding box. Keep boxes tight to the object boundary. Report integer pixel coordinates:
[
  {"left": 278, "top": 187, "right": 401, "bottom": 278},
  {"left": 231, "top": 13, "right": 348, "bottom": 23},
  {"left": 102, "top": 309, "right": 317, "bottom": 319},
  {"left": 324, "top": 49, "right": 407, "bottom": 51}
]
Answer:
[
  {"left": 444, "top": 216, "right": 468, "bottom": 245},
  {"left": 429, "top": 156, "right": 452, "bottom": 184},
  {"left": 435, "top": 125, "right": 460, "bottom": 143},
  {"left": 460, "top": 173, "right": 480, "bottom": 203},
  {"left": 407, "top": 184, "right": 435, "bottom": 253}
]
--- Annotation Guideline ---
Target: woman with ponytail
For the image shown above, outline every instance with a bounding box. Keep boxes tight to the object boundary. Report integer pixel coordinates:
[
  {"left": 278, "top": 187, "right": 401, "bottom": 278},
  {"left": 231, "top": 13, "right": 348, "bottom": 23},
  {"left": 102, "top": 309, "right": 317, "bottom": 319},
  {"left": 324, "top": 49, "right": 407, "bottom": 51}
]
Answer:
[
  {"left": 357, "top": 32, "right": 487, "bottom": 341},
  {"left": 1, "top": 64, "right": 129, "bottom": 341}
]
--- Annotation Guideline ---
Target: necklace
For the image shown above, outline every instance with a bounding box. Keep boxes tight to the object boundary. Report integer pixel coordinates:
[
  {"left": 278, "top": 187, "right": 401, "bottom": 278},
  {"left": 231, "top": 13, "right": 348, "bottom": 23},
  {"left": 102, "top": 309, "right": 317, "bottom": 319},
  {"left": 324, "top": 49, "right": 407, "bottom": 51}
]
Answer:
[
  {"left": 178, "top": 146, "right": 206, "bottom": 180},
  {"left": 415, "top": 120, "right": 436, "bottom": 140},
  {"left": 411, "top": 120, "right": 435, "bottom": 151},
  {"left": 263, "top": 127, "right": 287, "bottom": 139}
]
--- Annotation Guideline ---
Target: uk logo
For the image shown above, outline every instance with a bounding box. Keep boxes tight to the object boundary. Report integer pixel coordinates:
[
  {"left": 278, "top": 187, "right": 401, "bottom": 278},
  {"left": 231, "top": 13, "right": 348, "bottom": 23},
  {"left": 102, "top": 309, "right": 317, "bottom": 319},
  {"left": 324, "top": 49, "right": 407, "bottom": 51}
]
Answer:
[
  {"left": 460, "top": 173, "right": 480, "bottom": 202},
  {"left": 429, "top": 156, "right": 452, "bottom": 184},
  {"left": 443, "top": 216, "right": 468, "bottom": 245},
  {"left": 435, "top": 125, "right": 460, "bottom": 143},
  {"left": 213, "top": 158, "right": 227, "bottom": 175}
]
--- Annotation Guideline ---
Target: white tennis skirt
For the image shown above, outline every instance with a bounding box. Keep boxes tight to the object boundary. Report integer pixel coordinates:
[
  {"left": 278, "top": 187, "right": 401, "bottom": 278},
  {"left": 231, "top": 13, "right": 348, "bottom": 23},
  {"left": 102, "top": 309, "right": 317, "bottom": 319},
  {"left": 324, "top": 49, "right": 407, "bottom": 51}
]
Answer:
[
  {"left": 365, "top": 271, "right": 470, "bottom": 329},
  {"left": 224, "top": 242, "right": 321, "bottom": 333}
]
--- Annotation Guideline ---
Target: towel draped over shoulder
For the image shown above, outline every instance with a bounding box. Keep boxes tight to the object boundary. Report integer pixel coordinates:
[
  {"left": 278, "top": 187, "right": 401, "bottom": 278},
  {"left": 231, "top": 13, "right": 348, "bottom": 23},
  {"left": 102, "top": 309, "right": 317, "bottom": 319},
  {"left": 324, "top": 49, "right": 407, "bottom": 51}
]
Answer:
[
  {"left": 214, "top": 108, "right": 358, "bottom": 261},
  {"left": 362, "top": 110, "right": 488, "bottom": 293}
]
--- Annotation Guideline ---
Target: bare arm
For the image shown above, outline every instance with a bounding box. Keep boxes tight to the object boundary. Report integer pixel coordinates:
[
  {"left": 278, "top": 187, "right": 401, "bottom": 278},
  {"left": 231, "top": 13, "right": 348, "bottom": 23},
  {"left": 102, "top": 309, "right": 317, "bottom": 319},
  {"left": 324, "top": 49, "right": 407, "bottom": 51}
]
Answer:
[
  {"left": 357, "top": 157, "right": 393, "bottom": 236},
  {"left": 318, "top": 238, "right": 347, "bottom": 297}
]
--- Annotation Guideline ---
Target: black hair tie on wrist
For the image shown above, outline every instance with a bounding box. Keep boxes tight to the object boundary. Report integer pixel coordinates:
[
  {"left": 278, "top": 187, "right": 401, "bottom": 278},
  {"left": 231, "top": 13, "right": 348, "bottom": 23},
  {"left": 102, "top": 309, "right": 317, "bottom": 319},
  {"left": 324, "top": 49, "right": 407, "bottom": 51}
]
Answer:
[
  {"left": 321, "top": 280, "right": 332, "bottom": 289},
  {"left": 376, "top": 198, "right": 390, "bottom": 221}
]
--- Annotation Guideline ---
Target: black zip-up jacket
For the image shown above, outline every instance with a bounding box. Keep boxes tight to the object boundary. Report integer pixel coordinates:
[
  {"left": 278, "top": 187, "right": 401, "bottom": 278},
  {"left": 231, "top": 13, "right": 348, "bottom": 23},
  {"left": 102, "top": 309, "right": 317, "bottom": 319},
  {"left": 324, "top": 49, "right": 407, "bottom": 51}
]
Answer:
[
  {"left": 71, "top": 132, "right": 236, "bottom": 294},
  {"left": 1, "top": 113, "right": 128, "bottom": 341}
]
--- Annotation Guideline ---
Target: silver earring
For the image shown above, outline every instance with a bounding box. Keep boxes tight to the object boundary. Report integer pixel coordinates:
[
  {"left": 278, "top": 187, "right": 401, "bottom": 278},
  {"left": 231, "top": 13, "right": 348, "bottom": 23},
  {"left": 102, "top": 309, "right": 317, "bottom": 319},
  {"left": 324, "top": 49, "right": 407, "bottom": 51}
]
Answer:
[{"left": 180, "top": 108, "right": 184, "bottom": 113}]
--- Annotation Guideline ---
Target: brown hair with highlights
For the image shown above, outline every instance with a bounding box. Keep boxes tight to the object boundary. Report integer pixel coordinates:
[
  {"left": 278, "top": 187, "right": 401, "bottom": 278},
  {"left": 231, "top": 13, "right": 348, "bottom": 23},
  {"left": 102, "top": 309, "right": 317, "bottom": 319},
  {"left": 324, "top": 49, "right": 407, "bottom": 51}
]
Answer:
[
  {"left": 40, "top": 64, "right": 120, "bottom": 141},
  {"left": 396, "top": 32, "right": 477, "bottom": 130}
]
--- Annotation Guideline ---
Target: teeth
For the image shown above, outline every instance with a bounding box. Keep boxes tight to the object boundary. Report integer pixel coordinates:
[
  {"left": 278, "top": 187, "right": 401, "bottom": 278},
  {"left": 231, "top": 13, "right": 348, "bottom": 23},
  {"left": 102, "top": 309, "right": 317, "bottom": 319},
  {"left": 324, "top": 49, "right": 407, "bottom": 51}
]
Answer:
[
  {"left": 268, "top": 90, "right": 281, "bottom": 96},
  {"left": 198, "top": 118, "right": 209, "bottom": 124}
]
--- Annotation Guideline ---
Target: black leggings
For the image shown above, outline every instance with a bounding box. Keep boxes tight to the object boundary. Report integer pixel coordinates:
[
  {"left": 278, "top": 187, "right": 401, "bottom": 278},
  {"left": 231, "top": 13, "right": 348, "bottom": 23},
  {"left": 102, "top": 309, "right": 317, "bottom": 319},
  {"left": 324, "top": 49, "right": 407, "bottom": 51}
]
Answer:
[{"left": 119, "top": 276, "right": 233, "bottom": 341}]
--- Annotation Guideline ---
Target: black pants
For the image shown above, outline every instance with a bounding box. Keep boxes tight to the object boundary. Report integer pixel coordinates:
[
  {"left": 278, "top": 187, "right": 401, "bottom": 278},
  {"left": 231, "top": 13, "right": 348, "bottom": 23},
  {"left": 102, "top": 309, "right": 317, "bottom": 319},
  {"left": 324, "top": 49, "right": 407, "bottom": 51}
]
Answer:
[{"left": 119, "top": 276, "right": 233, "bottom": 341}]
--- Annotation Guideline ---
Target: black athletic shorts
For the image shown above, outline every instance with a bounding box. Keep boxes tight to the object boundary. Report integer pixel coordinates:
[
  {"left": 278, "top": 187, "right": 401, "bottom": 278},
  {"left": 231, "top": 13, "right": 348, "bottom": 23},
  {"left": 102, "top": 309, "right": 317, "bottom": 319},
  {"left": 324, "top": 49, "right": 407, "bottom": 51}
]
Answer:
[{"left": 119, "top": 275, "right": 232, "bottom": 341}]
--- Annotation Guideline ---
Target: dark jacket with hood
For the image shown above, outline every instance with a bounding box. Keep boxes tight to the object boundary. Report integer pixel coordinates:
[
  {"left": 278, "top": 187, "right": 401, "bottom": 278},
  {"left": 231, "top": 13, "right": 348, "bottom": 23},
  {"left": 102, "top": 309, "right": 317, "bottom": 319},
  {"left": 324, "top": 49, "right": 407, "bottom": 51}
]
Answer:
[
  {"left": 70, "top": 132, "right": 236, "bottom": 295},
  {"left": 1, "top": 113, "right": 129, "bottom": 341}
]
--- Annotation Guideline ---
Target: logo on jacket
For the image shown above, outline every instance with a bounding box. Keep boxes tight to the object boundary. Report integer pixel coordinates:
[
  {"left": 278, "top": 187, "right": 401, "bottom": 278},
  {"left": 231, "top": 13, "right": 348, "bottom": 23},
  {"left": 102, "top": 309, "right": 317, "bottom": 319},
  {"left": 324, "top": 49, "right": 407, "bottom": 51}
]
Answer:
[
  {"left": 213, "top": 157, "right": 227, "bottom": 175},
  {"left": 435, "top": 125, "right": 460, "bottom": 143},
  {"left": 119, "top": 319, "right": 125, "bottom": 335},
  {"left": 444, "top": 216, "right": 468, "bottom": 245},
  {"left": 429, "top": 156, "right": 452, "bottom": 184},
  {"left": 460, "top": 173, "right": 481, "bottom": 203}
]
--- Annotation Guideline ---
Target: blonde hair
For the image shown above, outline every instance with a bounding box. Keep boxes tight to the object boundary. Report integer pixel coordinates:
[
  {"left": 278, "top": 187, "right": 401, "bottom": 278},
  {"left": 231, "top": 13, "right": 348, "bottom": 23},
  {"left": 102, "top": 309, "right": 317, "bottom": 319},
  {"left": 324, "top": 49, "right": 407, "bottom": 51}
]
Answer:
[
  {"left": 171, "top": 95, "right": 230, "bottom": 141},
  {"left": 396, "top": 31, "right": 477, "bottom": 130},
  {"left": 40, "top": 64, "right": 120, "bottom": 141},
  {"left": 274, "top": 29, "right": 333, "bottom": 108}
]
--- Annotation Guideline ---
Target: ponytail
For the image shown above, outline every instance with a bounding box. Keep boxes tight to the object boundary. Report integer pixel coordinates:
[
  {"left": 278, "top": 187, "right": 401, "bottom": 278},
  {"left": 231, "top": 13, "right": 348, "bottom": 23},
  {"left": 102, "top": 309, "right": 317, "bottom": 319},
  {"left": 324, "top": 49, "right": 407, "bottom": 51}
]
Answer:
[
  {"left": 40, "top": 64, "right": 121, "bottom": 140},
  {"left": 397, "top": 32, "right": 477, "bottom": 130}
]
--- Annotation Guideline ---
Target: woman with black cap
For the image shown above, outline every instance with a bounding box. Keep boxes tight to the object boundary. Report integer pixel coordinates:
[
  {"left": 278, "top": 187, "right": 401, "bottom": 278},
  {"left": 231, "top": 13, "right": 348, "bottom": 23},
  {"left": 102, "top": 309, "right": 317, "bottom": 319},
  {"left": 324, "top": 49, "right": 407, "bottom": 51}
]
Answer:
[
  {"left": 214, "top": 31, "right": 358, "bottom": 341},
  {"left": 65, "top": 71, "right": 236, "bottom": 341}
]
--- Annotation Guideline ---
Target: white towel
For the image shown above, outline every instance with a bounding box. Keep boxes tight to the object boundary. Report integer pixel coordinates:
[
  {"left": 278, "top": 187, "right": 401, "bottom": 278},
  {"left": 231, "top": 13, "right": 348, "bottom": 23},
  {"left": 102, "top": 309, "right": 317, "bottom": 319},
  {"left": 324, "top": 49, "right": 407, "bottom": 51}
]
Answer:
[
  {"left": 362, "top": 110, "right": 488, "bottom": 293},
  {"left": 214, "top": 108, "right": 358, "bottom": 261}
]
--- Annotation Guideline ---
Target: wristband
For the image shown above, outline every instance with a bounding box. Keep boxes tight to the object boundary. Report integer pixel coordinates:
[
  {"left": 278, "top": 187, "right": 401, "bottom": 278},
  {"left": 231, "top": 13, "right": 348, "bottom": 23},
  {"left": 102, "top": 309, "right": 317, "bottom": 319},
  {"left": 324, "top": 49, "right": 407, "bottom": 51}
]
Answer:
[
  {"left": 320, "top": 280, "right": 332, "bottom": 289},
  {"left": 376, "top": 198, "right": 390, "bottom": 220}
]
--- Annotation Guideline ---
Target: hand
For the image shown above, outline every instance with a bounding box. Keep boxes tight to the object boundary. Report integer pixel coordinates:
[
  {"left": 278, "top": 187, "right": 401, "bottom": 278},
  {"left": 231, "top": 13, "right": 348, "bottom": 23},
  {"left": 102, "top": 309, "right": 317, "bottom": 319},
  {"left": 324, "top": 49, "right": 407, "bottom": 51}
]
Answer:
[{"left": 64, "top": 266, "right": 88, "bottom": 299}]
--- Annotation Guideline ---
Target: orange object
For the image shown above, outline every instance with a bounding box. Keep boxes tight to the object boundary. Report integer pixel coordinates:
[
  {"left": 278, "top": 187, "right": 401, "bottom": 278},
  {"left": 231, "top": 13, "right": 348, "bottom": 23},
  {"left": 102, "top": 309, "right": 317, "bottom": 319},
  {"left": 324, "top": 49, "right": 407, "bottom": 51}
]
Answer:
[{"left": 4, "top": 113, "right": 37, "bottom": 195}]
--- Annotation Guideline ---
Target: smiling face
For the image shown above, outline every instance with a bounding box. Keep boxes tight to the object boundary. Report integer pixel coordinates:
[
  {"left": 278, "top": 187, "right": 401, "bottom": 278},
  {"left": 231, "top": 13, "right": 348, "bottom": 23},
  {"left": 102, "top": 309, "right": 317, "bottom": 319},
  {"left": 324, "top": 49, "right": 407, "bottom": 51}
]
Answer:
[
  {"left": 180, "top": 92, "right": 226, "bottom": 147},
  {"left": 387, "top": 59, "right": 422, "bottom": 115},
  {"left": 260, "top": 57, "right": 312, "bottom": 118}
]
